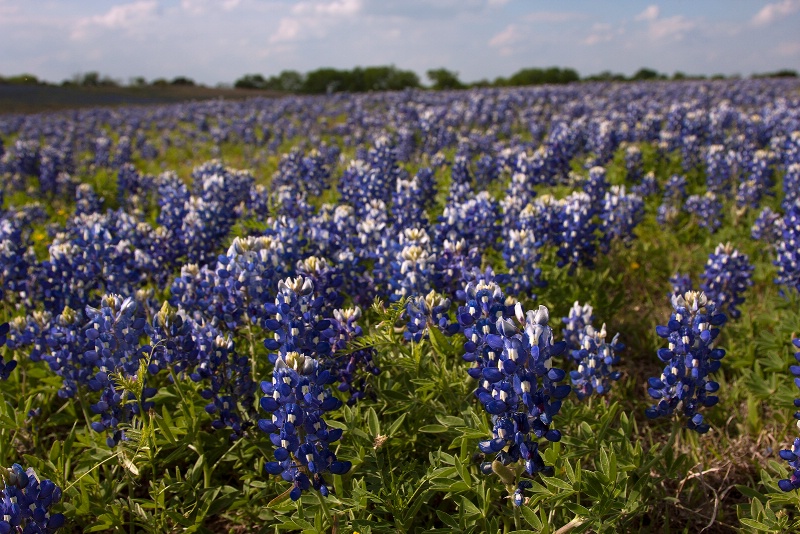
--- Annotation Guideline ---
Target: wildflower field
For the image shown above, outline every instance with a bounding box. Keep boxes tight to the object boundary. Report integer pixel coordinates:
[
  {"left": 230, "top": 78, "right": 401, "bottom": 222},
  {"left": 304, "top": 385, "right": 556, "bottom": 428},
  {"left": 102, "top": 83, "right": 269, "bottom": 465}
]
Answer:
[{"left": 2, "top": 79, "right": 800, "bottom": 533}]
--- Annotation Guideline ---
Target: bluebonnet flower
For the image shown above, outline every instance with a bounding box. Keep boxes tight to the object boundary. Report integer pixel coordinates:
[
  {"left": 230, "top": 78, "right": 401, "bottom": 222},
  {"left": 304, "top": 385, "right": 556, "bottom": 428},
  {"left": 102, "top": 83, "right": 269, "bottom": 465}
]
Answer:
[
  {"left": 190, "top": 324, "right": 256, "bottom": 440},
  {"left": 94, "top": 136, "right": 111, "bottom": 167},
  {"left": 404, "top": 291, "right": 457, "bottom": 342},
  {"left": 685, "top": 192, "right": 723, "bottom": 233},
  {"left": 751, "top": 207, "right": 784, "bottom": 244},
  {"left": 0, "top": 214, "right": 37, "bottom": 308},
  {"left": 296, "top": 256, "right": 344, "bottom": 315},
  {"left": 632, "top": 171, "right": 659, "bottom": 198},
  {"left": 562, "top": 301, "right": 593, "bottom": 352},
  {"left": 670, "top": 273, "right": 693, "bottom": 299},
  {"left": 557, "top": 191, "right": 598, "bottom": 272},
  {"left": 83, "top": 295, "right": 152, "bottom": 446},
  {"left": 600, "top": 185, "right": 644, "bottom": 252},
  {"left": 386, "top": 231, "right": 436, "bottom": 303},
  {"left": 775, "top": 202, "right": 800, "bottom": 294},
  {"left": 569, "top": 324, "right": 623, "bottom": 400},
  {"left": 736, "top": 149, "right": 775, "bottom": 209},
  {"left": 75, "top": 184, "right": 102, "bottom": 215},
  {"left": 625, "top": 144, "right": 643, "bottom": 183},
  {"left": 431, "top": 239, "right": 482, "bottom": 300},
  {"left": 704, "top": 144, "right": 735, "bottom": 195},
  {"left": 778, "top": 337, "right": 800, "bottom": 491},
  {"left": 645, "top": 291, "right": 727, "bottom": 434},
  {"left": 518, "top": 195, "right": 562, "bottom": 248},
  {"left": 391, "top": 176, "right": 426, "bottom": 231},
  {"left": 783, "top": 163, "right": 800, "bottom": 211},
  {"left": 262, "top": 277, "right": 335, "bottom": 365},
  {"left": 0, "top": 322, "right": 15, "bottom": 380},
  {"left": 501, "top": 228, "right": 544, "bottom": 299},
  {"left": 778, "top": 438, "right": 800, "bottom": 492},
  {"left": 0, "top": 464, "right": 65, "bottom": 532},
  {"left": 657, "top": 175, "right": 687, "bottom": 226},
  {"left": 327, "top": 307, "right": 380, "bottom": 404},
  {"left": 259, "top": 351, "right": 351, "bottom": 501},
  {"left": 700, "top": 243, "right": 753, "bottom": 319},
  {"left": 435, "top": 191, "right": 500, "bottom": 250},
  {"left": 112, "top": 136, "right": 132, "bottom": 168},
  {"left": 472, "top": 303, "right": 570, "bottom": 502}
]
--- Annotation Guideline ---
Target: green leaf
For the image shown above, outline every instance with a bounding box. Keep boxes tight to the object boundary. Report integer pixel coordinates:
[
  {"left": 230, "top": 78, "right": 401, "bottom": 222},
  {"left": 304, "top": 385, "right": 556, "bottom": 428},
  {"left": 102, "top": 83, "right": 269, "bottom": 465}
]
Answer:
[
  {"left": 520, "top": 505, "right": 542, "bottom": 529},
  {"left": 435, "top": 510, "right": 460, "bottom": 529},
  {"left": 544, "top": 477, "right": 573, "bottom": 492},
  {"left": 419, "top": 425, "right": 449, "bottom": 433},
  {"left": 386, "top": 412, "right": 407, "bottom": 437},
  {"left": 435, "top": 414, "right": 464, "bottom": 427},
  {"left": 738, "top": 518, "right": 772, "bottom": 531},
  {"left": 366, "top": 407, "right": 380, "bottom": 437}
]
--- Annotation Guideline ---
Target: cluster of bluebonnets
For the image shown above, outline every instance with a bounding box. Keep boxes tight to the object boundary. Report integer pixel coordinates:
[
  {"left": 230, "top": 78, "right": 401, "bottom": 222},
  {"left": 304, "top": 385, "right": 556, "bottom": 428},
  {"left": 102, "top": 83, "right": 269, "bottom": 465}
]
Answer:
[
  {"left": 0, "top": 463, "right": 65, "bottom": 533},
  {"left": 1, "top": 77, "right": 800, "bottom": 517}
]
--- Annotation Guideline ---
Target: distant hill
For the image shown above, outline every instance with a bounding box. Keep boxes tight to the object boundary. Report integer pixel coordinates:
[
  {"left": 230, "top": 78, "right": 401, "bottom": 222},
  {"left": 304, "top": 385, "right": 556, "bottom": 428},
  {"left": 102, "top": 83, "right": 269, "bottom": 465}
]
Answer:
[{"left": 0, "top": 84, "right": 280, "bottom": 115}]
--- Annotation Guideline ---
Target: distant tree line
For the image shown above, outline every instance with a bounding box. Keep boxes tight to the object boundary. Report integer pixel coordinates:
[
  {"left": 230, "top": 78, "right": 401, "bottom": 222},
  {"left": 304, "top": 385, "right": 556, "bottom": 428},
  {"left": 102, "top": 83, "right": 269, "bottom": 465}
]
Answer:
[{"left": 1, "top": 67, "right": 797, "bottom": 91}]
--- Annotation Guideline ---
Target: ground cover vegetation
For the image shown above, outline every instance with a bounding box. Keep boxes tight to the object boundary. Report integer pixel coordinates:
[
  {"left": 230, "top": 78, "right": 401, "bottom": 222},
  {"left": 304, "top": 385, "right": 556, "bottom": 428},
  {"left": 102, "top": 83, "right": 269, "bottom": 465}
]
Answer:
[{"left": 1, "top": 79, "right": 800, "bottom": 532}]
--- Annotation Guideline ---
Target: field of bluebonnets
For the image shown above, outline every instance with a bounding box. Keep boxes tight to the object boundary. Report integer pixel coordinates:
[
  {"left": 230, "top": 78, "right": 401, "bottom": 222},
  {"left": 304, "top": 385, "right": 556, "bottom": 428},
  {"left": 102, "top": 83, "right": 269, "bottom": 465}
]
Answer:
[{"left": 2, "top": 78, "right": 800, "bottom": 533}]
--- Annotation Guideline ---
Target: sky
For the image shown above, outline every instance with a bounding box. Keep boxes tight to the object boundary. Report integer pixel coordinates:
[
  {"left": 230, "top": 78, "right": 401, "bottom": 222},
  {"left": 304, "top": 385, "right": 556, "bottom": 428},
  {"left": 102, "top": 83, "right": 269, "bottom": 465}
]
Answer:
[{"left": 1, "top": 0, "right": 799, "bottom": 86}]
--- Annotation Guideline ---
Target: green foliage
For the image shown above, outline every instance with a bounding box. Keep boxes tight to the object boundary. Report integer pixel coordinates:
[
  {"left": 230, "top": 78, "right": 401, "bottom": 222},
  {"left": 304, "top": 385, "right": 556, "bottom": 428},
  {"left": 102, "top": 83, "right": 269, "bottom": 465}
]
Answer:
[{"left": 426, "top": 68, "right": 465, "bottom": 90}]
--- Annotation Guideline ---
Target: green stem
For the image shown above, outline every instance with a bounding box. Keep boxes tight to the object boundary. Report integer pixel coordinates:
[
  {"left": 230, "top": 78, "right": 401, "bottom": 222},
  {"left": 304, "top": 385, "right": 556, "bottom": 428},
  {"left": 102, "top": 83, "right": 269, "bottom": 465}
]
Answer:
[
  {"left": 316, "top": 488, "right": 332, "bottom": 527},
  {"left": 513, "top": 505, "right": 521, "bottom": 530}
]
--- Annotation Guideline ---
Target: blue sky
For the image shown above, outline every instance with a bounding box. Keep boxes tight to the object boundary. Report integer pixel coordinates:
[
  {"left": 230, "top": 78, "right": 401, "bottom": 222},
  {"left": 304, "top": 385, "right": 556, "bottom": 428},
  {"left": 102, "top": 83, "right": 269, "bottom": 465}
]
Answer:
[{"left": 1, "top": 0, "right": 799, "bottom": 85}]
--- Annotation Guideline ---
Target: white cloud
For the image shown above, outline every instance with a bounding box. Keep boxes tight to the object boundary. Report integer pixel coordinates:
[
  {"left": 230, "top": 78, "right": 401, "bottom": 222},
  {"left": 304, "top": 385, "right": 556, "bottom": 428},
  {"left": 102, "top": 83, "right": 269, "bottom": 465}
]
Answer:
[
  {"left": 635, "top": 5, "right": 660, "bottom": 22},
  {"left": 649, "top": 15, "right": 696, "bottom": 41},
  {"left": 752, "top": 0, "right": 800, "bottom": 25},
  {"left": 776, "top": 41, "right": 800, "bottom": 56},
  {"left": 488, "top": 24, "right": 521, "bottom": 47},
  {"left": 269, "top": 0, "right": 362, "bottom": 44},
  {"left": 523, "top": 11, "right": 586, "bottom": 23},
  {"left": 71, "top": 0, "right": 157, "bottom": 40},
  {"left": 583, "top": 22, "right": 615, "bottom": 45}
]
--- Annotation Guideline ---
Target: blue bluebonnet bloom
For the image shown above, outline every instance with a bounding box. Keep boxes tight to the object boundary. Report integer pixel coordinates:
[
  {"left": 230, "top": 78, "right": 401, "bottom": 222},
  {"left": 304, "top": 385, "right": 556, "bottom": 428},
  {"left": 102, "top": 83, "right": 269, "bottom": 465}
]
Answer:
[
  {"left": 778, "top": 337, "right": 800, "bottom": 491},
  {"left": 557, "top": 191, "right": 598, "bottom": 272},
  {"left": 775, "top": 202, "right": 800, "bottom": 294},
  {"left": 632, "top": 171, "right": 659, "bottom": 198},
  {"left": 259, "top": 351, "right": 352, "bottom": 501},
  {"left": 0, "top": 322, "right": 14, "bottom": 380},
  {"left": 431, "top": 239, "right": 482, "bottom": 300},
  {"left": 685, "top": 192, "right": 723, "bottom": 233},
  {"left": 751, "top": 207, "right": 784, "bottom": 244},
  {"left": 705, "top": 144, "right": 735, "bottom": 195},
  {"left": 327, "top": 307, "right": 380, "bottom": 403},
  {"left": 736, "top": 149, "right": 775, "bottom": 209},
  {"left": 404, "top": 291, "right": 458, "bottom": 342},
  {"left": 191, "top": 324, "right": 256, "bottom": 440},
  {"left": 600, "top": 185, "right": 644, "bottom": 252},
  {"left": 0, "top": 464, "right": 65, "bottom": 532},
  {"left": 670, "top": 273, "right": 693, "bottom": 299},
  {"left": 625, "top": 144, "right": 643, "bottom": 183},
  {"left": 657, "top": 174, "right": 687, "bottom": 226},
  {"left": 435, "top": 191, "right": 500, "bottom": 250},
  {"left": 700, "top": 243, "right": 753, "bottom": 319},
  {"left": 562, "top": 301, "right": 594, "bottom": 352},
  {"left": 783, "top": 163, "right": 800, "bottom": 211},
  {"left": 386, "top": 229, "right": 436, "bottom": 302},
  {"left": 645, "top": 291, "right": 727, "bottom": 433},
  {"left": 471, "top": 303, "right": 570, "bottom": 504},
  {"left": 501, "top": 228, "right": 544, "bottom": 299},
  {"left": 83, "top": 295, "right": 152, "bottom": 446},
  {"left": 391, "top": 176, "right": 426, "bottom": 231},
  {"left": 569, "top": 324, "right": 623, "bottom": 400}
]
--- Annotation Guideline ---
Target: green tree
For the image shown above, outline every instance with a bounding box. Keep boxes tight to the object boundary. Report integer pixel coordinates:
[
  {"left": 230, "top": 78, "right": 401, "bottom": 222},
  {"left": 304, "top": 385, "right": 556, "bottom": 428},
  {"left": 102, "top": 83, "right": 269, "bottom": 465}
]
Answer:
[
  {"left": 426, "top": 68, "right": 464, "bottom": 90},
  {"left": 234, "top": 74, "right": 267, "bottom": 89}
]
